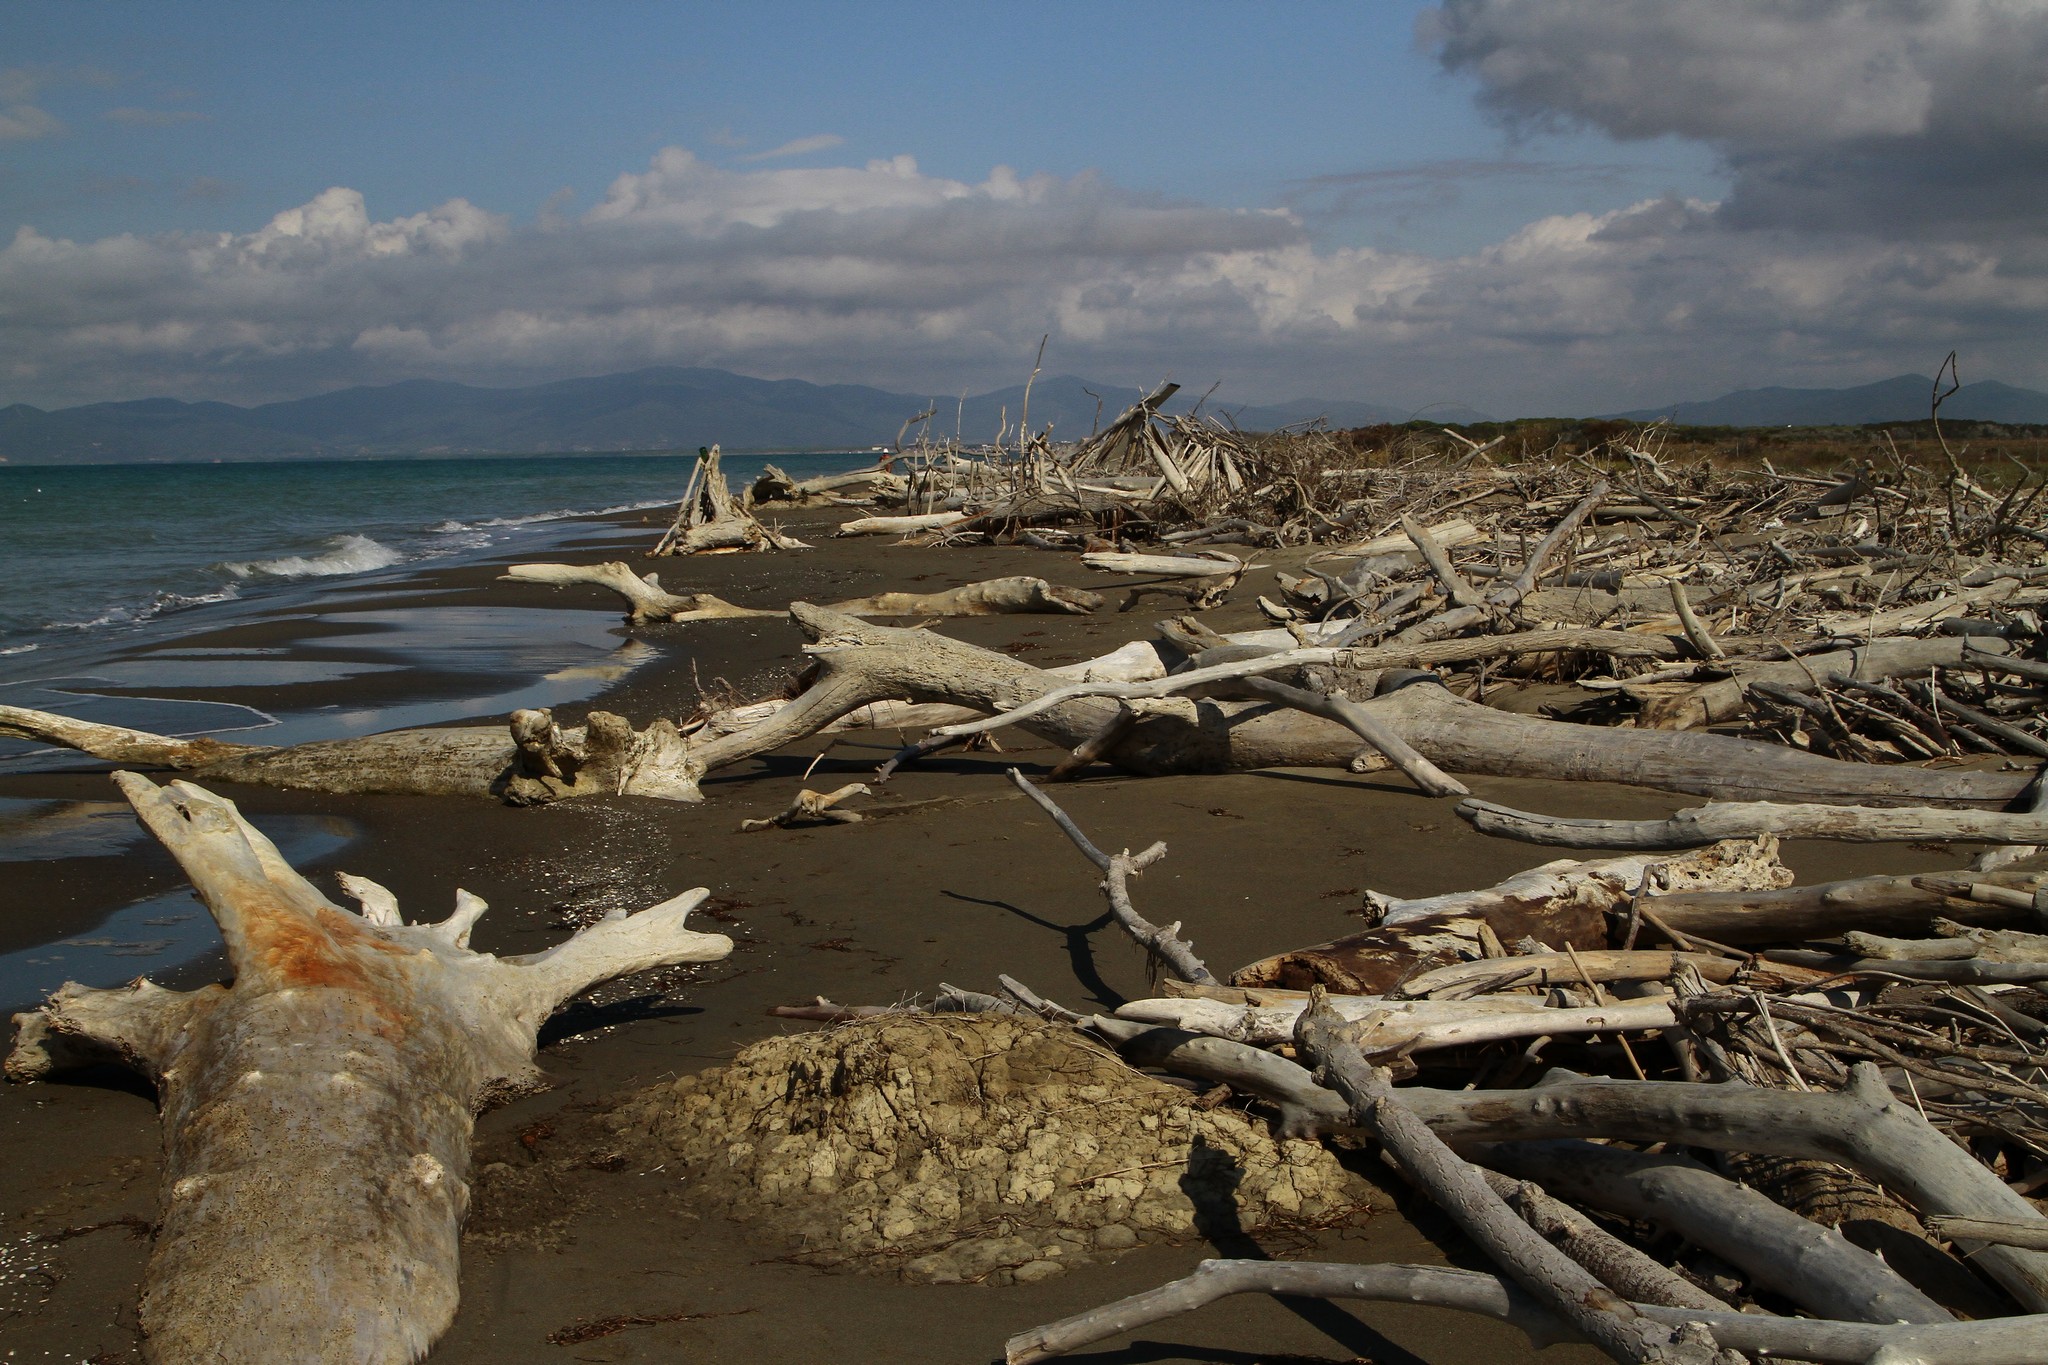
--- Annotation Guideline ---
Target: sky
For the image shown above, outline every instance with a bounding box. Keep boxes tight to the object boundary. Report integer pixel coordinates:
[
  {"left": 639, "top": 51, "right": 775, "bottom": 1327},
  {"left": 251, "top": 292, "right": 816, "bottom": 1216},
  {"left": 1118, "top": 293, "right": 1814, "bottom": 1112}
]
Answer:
[{"left": 1, "top": 0, "right": 2043, "bottom": 417}]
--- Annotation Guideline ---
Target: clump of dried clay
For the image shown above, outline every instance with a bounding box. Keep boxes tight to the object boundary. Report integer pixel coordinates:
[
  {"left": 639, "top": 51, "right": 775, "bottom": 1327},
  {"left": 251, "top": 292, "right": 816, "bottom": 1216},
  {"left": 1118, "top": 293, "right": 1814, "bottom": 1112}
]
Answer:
[{"left": 603, "top": 1014, "right": 1381, "bottom": 1285}]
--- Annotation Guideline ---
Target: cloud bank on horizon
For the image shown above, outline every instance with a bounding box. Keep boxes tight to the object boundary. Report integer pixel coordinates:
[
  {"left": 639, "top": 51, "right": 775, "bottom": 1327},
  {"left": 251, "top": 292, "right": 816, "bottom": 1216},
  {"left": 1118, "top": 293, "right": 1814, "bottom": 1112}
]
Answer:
[{"left": 3, "top": 0, "right": 2045, "bottom": 416}]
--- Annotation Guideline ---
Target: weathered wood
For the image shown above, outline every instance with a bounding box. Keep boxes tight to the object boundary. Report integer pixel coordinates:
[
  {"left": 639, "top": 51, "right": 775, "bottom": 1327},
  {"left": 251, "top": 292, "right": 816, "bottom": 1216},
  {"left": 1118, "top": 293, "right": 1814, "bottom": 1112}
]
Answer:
[
  {"left": 652, "top": 445, "right": 810, "bottom": 555},
  {"left": 1484, "top": 1140, "right": 1952, "bottom": 1324},
  {"left": 1234, "top": 840, "right": 1790, "bottom": 994},
  {"left": 6, "top": 773, "right": 733, "bottom": 1365},
  {"left": 1079, "top": 550, "right": 1245, "bottom": 578},
  {"left": 1295, "top": 988, "right": 1716, "bottom": 1364},
  {"left": 506, "top": 562, "right": 1103, "bottom": 622},
  {"left": 1457, "top": 795, "right": 2048, "bottom": 850},
  {"left": 1401, "top": 1065, "right": 2048, "bottom": 1311},
  {"left": 1009, "top": 770, "right": 1216, "bottom": 985},
  {"left": 1006, "top": 1259, "right": 2048, "bottom": 1365},
  {"left": 1926, "top": 1216, "right": 2048, "bottom": 1251},
  {"left": 833, "top": 511, "right": 970, "bottom": 536},
  {"left": 1393, "top": 950, "right": 1744, "bottom": 1000},
  {"left": 1643, "top": 867, "right": 2039, "bottom": 945}
]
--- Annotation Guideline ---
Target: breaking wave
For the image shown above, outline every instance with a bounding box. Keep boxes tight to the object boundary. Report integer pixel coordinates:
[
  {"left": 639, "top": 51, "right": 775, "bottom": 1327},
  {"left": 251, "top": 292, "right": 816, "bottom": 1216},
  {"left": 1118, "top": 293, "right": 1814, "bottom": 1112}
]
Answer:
[{"left": 223, "top": 535, "right": 405, "bottom": 579}]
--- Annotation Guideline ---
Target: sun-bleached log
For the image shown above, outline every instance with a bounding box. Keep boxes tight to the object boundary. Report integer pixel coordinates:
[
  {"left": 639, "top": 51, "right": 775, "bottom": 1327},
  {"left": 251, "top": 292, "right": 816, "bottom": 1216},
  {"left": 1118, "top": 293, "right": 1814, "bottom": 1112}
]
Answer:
[
  {"left": 6, "top": 773, "right": 732, "bottom": 1365},
  {"left": 1457, "top": 795, "right": 2048, "bottom": 850},
  {"left": 1640, "top": 866, "right": 2041, "bottom": 945},
  {"left": 12, "top": 607, "right": 2030, "bottom": 811},
  {"left": 1391, "top": 950, "right": 1744, "bottom": 1000},
  {"left": 833, "top": 510, "right": 969, "bottom": 536},
  {"left": 1119, "top": 992, "right": 1679, "bottom": 1056},
  {"left": 505, "top": 562, "right": 1103, "bottom": 622},
  {"left": 1233, "top": 840, "right": 1789, "bottom": 994},
  {"left": 503, "top": 561, "right": 765, "bottom": 623},
  {"left": 1005, "top": 1260, "right": 2048, "bottom": 1365},
  {"left": 1080, "top": 550, "right": 1246, "bottom": 578}
]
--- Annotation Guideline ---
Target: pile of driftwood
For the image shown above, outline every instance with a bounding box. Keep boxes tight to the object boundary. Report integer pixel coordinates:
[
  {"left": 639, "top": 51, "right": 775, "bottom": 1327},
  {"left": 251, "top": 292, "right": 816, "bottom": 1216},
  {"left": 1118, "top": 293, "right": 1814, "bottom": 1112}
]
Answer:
[{"left": 10, "top": 411, "right": 2048, "bottom": 1364}]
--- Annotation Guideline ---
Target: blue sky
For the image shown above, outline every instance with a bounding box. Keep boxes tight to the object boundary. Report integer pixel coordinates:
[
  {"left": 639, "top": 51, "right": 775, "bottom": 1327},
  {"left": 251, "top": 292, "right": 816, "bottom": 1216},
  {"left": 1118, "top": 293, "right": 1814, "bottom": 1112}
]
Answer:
[{"left": 3, "top": 2, "right": 2042, "bottom": 415}]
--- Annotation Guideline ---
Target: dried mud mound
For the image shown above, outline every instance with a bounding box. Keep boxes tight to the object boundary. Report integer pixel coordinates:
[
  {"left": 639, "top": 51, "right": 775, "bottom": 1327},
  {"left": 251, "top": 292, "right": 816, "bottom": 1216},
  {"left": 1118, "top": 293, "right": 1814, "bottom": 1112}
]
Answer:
[{"left": 602, "top": 1013, "right": 1381, "bottom": 1285}]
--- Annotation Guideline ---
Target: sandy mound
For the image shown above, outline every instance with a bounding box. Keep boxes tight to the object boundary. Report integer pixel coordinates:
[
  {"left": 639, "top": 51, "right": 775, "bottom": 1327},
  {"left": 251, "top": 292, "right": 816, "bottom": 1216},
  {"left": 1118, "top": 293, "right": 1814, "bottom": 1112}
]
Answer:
[{"left": 603, "top": 1013, "right": 1382, "bottom": 1284}]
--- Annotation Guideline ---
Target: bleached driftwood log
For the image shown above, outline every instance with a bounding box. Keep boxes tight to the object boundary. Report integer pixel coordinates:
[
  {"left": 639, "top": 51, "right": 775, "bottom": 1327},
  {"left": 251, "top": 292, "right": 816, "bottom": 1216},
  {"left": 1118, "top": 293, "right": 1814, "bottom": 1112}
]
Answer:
[
  {"left": 737, "top": 782, "right": 870, "bottom": 831},
  {"left": 834, "top": 510, "right": 969, "bottom": 536},
  {"left": 502, "top": 561, "right": 764, "bottom": 623},
  {"left": 1457, "top": 796, "right": 2048, "bottom": 850},
  {"left": 1080, "top": 550, "right": 1246, "bottom": 578},
  {"left": 6, "top": 773, "right": 733, "bottom": 1365},
  {"left": 1639, "top": 866, "right": 2042, "bottom": 945},
  {"left": 652, "top": 445, "right": 810, "bottom": 555},
  {"left": 504, "top": 562, "right": 1104, "bottom": 622},
  {"left": 1233, "top": 840, "right": 1790, "bottom": 994}
]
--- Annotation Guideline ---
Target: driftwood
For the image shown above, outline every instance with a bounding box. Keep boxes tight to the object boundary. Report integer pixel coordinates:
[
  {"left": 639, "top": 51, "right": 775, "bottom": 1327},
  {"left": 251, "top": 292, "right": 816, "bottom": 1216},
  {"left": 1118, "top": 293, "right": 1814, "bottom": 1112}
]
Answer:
[
  {"left": 834, "top": 510, "right": 969, "bottom": 536},
  {"left": 1010, "top": 770, "right": 1216, "bottom": 985},
  {"left": 1483, "top": 1140, "right": 1952, "bottom": 1324},
  {"left": 737, "top": 782, "right": 871, "bottom": 831},
  {"left": 1401, "top": 1065, "right": 2048, "bottom": 1312},
  {"left": 7, "top": 607, "right": 2035, "bottom": 816},
  {"left": 505, "top": 562, "right": 1103, "bottom": 622},
  {"left": 652, "top": 445, "right": 809, "bottom": 555},
  {"left": 1640, "top": 866, "right": 2042, "bottom": 945},
  {"left": 5, "top": 773, "right": 733, "bottom": 1364},
  {"left": 1233, "top": 840, "right": 1790, "bottom": 994},
  {"left": 1006, "top": 1260, "right": 2048, "bottom": 1365},
  {"left": 1458, "top": 795, "right": 2048, "bottom": 850},
  {"left": 1293, "top": 990, "right": 1717, "bottom": 1365}
]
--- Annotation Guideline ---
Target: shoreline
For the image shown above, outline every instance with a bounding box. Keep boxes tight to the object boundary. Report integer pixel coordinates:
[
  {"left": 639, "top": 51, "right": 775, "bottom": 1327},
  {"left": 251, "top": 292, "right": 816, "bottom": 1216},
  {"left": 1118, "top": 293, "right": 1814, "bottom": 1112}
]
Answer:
[{"left": 0, "top": 494, "right": 1985, "bottom": 1363}]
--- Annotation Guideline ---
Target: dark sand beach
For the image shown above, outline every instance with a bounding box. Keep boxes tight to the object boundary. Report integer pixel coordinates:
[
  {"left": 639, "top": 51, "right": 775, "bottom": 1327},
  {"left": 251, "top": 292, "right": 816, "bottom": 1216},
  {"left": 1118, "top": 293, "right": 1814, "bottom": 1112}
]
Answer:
[{"left": 0, "top": 505, "right": 1974, "bottom": 1364}]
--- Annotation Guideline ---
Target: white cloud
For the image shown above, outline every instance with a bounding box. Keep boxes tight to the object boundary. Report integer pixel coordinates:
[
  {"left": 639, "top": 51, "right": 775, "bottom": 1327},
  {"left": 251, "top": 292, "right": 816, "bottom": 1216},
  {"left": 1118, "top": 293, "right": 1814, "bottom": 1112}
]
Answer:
[
  {"left": 0, "top": 104, "right": 61, "bottom": 141},
  {"left": 738, "top": 133, "right": 847, "bottom": 162},
  {"left": 103, "top": 106, "right": 210, "bottom": 127},
  {"left": 9, "top": 1, "right": 2048, "bottom": 418}
]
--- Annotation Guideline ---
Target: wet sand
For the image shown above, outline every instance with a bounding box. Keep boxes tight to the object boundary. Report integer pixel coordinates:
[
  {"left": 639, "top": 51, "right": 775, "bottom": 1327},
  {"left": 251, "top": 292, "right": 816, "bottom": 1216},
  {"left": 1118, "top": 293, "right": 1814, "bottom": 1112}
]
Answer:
[{"left": 0, "top": 506, "right": 1977, "bottom": 1363}]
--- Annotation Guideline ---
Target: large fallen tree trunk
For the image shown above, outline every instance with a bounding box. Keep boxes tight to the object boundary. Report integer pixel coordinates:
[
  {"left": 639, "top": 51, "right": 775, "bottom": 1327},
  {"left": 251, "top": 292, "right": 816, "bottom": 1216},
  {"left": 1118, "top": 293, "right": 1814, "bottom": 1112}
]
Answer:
[
  {"left": 504, "top": 563, "right": 1104, "bottom": 623},
  {"left": 1231, "top": 840, "right": 1790, "bottom": 993},
  {"left": 5, "top": 773, "right": 733, "bottom": 1364},
  {"left": 0, "top": 703, "right": 701, "bottom": 803},
  {"left": 1638, "top": 866, "right": 2042, "bottom": 945},
  {"left": 7, "top": 606, "right": 2032, "bottom": 809},
  {"left": 1457, "top": 796, "right": 2048, "bottom": 850}
]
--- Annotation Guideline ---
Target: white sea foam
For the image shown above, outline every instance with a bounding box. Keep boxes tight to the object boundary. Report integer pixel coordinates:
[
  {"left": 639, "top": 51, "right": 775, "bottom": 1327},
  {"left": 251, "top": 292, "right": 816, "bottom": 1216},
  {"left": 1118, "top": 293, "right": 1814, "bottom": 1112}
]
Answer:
[
  {"left": 0, "top": 643, "right": 38, "bottom": 656},
  {"left": 43, "top": 583, "right": 242, "bottom": 633},
  {"left": 223, "top": 534, "right": 405, "bottom": 579},
  {"left": 432, "top": 497, "right": 674, "bottom": 535}
]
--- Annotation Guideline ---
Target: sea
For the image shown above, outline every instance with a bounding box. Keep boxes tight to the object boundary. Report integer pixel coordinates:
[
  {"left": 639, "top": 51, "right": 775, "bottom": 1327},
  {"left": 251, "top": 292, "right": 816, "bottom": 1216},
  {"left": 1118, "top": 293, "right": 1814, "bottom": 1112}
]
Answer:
[
  {"left": 0, "top": 450, "right": 871, "bottom": 671},
  {"left": 0, "top": 448, "right": 873, "bottom": 1007}
]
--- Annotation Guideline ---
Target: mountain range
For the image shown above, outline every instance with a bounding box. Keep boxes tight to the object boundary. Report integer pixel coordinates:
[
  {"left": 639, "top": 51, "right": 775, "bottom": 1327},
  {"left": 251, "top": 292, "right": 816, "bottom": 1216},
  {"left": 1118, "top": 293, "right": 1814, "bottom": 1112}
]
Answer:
[
  {"left": 1607, "top": 375, "right": 2048, "bottom": 427},
  {"left": 0, "top": 368, "right": 1476, "bottom": 466},
  {"left": 2, "top": 367, "right": 2043, "bottom": 466}
]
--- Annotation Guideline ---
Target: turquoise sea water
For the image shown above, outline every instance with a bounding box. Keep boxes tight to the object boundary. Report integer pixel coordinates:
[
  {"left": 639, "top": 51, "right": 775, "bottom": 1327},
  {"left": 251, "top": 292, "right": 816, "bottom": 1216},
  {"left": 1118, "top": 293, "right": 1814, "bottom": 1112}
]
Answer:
[{"left": 0, "top": 450, "right": 865, "bottom": 666}]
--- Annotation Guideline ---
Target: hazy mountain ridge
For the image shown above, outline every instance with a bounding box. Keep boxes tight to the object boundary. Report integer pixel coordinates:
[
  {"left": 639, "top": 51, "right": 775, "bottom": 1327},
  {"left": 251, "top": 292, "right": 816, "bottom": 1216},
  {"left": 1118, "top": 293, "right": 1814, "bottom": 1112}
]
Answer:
[
  {"left": 4, "top": 366, "right": 2044, "bottom": 465},
  {"left": 1608, "top": 375, "right": 2048, "bottom": 427}
]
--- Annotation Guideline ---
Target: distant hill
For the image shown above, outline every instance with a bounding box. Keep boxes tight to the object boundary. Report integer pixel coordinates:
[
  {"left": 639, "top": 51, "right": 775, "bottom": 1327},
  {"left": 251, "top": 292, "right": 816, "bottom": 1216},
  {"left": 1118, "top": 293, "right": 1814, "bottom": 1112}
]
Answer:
[
  {"left": 1609, "top": 375, "right": 2048, "bottom": 427},
  {"left": 0, "top": 367, "right": 1490, "bottom": 466}
]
